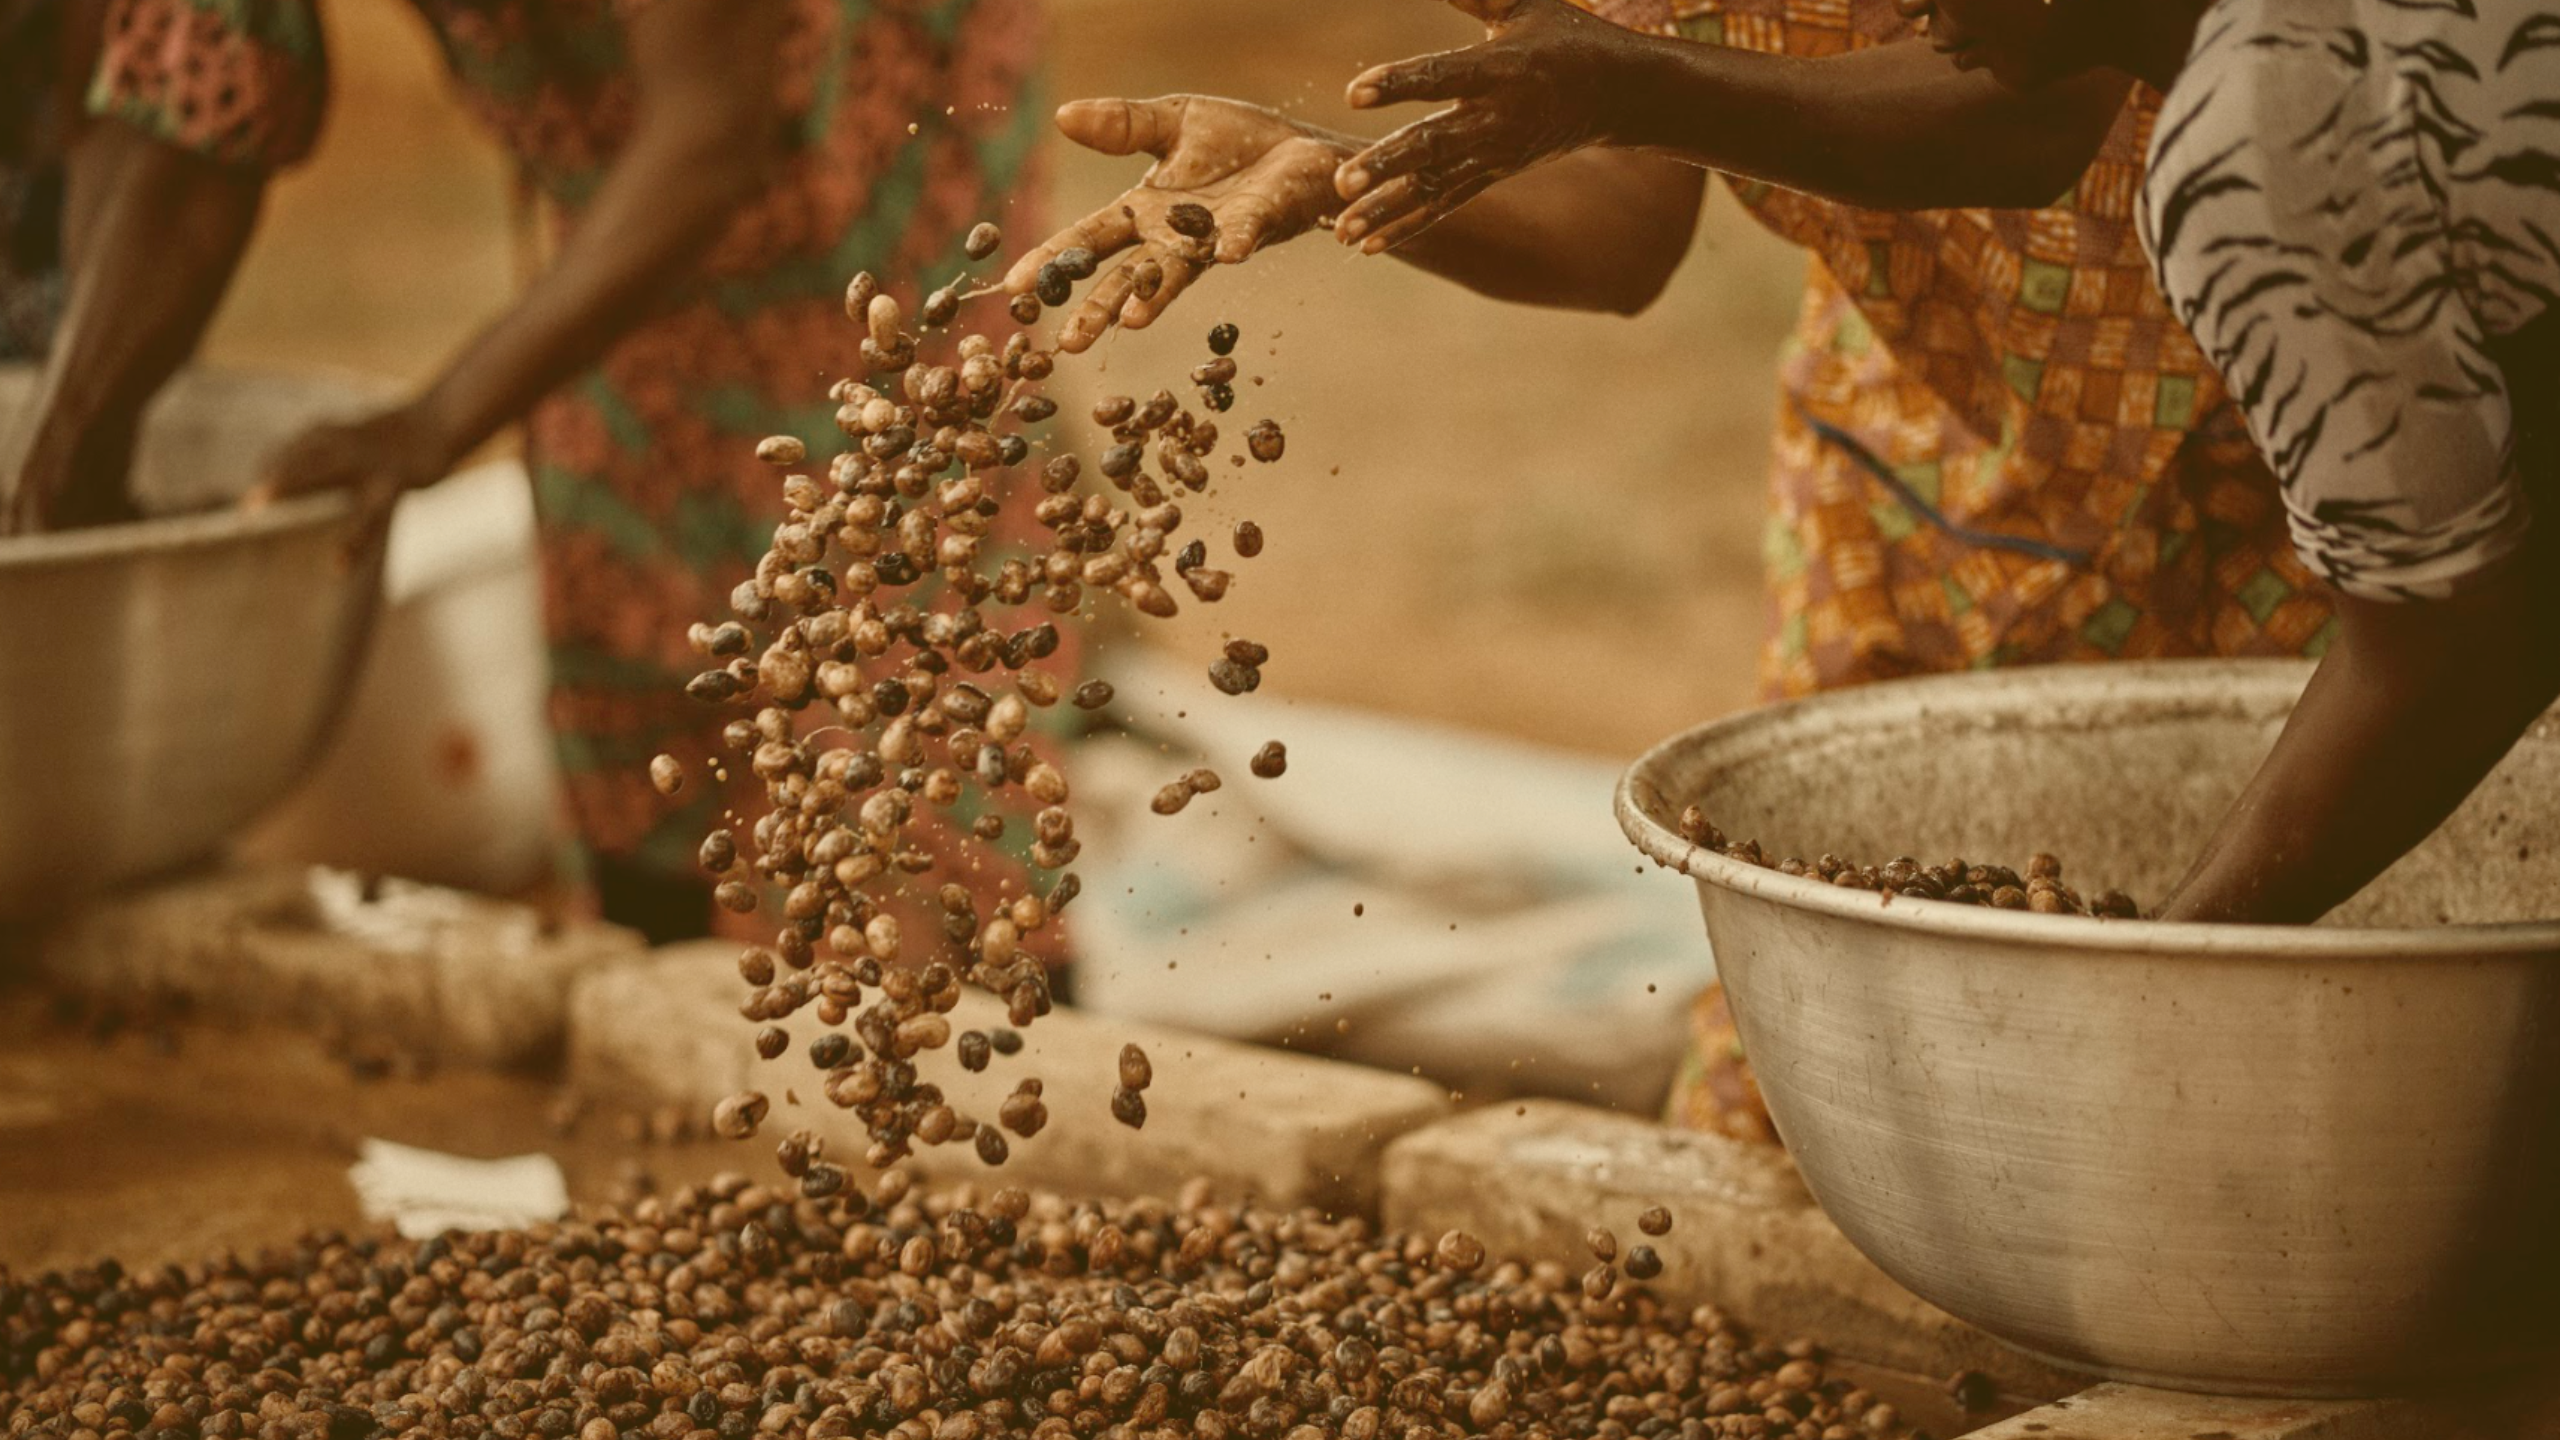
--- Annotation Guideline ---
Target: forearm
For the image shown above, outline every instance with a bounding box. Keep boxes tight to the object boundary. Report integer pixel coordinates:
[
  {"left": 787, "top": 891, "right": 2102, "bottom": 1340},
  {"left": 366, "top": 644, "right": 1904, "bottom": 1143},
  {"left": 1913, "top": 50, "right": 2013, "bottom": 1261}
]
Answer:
[
  {"left": 410, "top": 126, "right": 769, "bottom": 462},
  {"left": 2162, "top": 575, "right": 2560, "bottom": 923},
  {"left": 1391, "top": 149, "right": 1706, "bottom": 313},
  {"left": 22, "top": 121, "right": 263, "bottom": 489},
  {"left": 1611, "top": 36, "right": 2129, "bottom": 212}
]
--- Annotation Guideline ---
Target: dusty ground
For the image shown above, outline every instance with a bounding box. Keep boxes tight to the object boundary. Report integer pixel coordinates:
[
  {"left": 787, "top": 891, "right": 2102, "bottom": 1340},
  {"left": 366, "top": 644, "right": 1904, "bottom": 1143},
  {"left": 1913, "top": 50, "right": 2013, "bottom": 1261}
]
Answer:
[
  {"left": 0, "top": 990, "right": 2001, "bottom": 1434},
  {"left": 0, "top": 986, "right": 740, "bottom": 1278}
]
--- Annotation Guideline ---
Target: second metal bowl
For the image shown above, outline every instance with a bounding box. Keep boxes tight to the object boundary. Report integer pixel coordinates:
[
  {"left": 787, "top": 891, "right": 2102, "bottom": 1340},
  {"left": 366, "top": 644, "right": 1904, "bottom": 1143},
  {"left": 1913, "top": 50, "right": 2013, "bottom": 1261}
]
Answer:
[
  {"left": 1617, "top": 660, "right": 2560, "bottom": 1395},
  {"left": 0, "top": 369, "right": 387, "bottom": 917}
]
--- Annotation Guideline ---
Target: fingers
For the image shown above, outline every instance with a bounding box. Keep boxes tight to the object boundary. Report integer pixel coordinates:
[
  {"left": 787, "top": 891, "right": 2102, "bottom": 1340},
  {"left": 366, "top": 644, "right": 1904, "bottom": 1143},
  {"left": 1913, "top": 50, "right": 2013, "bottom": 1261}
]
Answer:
[
  {"left": 1003, "top": 203, "right": 1141, "bottom": 294},
  {"left": 1055, "top": 259, "right": 1146, "bottom": 354},
  {"left": 1055, "top": 189, "right": 1295, "bottom": 349},
  {"left": 1210, "top": 193, "right": 1290, "bottom": 265},
  {"left": 1052, "top": 96, "right": 1188, "bottom": 159},
  {"left": 1119, "top": 252, "right": 1208, "bottom": 333},
  {"left": 1335, "top": 157, "right": 1499, "bottom": 252},
  {"left": 1334, "top": 172, "right": 1431, "bottom": 247},
  {"left": 257, "top": 420, "right": 382, "bottom": 505},
  {"left": 1346, "top": 47, "right": 1492, "bottom": 110},
  {"left": 1336, "top": 110, "right": 1475, "bottom": 201},
  {"left": 242, "top": 462, "right": 331, "bottom": 513},
  {"left": 1357, "top": 173, "right": 1484, "bottom": 253},
  {"left": 259, "top": 430, "right": 348, "bottom": 500},
  {"left": 1336, "top": 150, "right": 1469, "bottom": 245},
  {"left": 1010, "top": 96, "right": 1202, "bottom": 292}
]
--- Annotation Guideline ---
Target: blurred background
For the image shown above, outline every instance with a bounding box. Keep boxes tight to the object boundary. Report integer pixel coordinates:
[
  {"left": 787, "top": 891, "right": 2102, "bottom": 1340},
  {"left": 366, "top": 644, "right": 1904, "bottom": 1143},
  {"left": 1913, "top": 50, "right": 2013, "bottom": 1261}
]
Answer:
[
  {"left": 203, "top": 0, "right": 1806, "bottom": 752},
  {"left": 189, "top": 0, "right": 1818, "bottom": 1113},
  {"left": 0, "top": 0, "right": 1816, "bottom": 1268}
]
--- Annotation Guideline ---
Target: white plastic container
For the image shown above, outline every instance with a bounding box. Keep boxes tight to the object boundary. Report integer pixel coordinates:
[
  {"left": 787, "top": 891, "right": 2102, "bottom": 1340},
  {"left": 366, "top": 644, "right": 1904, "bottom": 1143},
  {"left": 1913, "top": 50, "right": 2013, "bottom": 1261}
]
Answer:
[{"left": 239, "top": 458, "right": 562, "bottom": 893}]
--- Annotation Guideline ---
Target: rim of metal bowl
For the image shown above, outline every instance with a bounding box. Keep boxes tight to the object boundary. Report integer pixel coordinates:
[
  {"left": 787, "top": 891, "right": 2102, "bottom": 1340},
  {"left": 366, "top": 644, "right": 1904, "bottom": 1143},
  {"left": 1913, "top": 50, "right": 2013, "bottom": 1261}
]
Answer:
[
  {"left": 0, "top": 489, "right": 358, "bottom": 572},
  {"left": 1616, "top": 666, "right": 2560, "bottom": 958}
]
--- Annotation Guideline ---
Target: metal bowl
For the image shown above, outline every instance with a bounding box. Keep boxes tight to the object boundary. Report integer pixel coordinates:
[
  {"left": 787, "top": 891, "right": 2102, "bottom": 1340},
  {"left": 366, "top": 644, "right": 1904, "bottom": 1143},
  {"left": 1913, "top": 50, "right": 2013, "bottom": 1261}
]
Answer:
[
  {"left": 0, "top": 370, "right": 387, "bottom": 917},
  {"left": 1616, "top": 660, "right": 2560, "bottom": 1396}
]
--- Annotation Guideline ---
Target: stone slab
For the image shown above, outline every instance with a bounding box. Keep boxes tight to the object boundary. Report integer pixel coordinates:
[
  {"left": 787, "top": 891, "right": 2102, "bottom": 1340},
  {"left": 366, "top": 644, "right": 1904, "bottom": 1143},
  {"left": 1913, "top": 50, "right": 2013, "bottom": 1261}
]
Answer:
[
  {"left": 1381, "top": 1100, "right": 2086, "bottom": 1404},
  {"left": 23, "top": 864, "right": 643, "bottom": 1067},
  {"left": 565, "top": 943, "right": 1454, "bottom": 1216},
  {"left": 1968, "top": 1380, "right": 2560, "bottom": 1440}
]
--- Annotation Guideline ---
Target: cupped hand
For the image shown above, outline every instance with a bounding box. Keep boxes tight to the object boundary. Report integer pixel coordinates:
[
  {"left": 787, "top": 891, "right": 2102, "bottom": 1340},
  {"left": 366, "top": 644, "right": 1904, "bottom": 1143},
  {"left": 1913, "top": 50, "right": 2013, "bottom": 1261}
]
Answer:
[
  {"left": 1334, "top": 0, "right": 1648, "bottom": 252},
  {"left": 249, "top": 402, "right": 460, "bottom": 552},
  {"left": 1005, "top": 96, "right": 1356, "bottom": 353}
]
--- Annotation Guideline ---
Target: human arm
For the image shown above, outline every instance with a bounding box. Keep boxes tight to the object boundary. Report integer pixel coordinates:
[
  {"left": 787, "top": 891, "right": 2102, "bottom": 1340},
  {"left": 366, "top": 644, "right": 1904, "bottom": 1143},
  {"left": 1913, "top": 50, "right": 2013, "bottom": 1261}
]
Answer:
[
  {"left": 1002, "top": 95, "right": 1705, "bottom": 353},
  {"left": 2158, "top": 566, "right": 2560, "bottom": 924},
  {"left": 260, "top": 0, "right": 788, "bottom": 508},
  {"left": 1334, "top": 0, "right": 2129, "bottom": 250},
  {"left": 4, "top": 92, "right": 264, "bottom": 533}
]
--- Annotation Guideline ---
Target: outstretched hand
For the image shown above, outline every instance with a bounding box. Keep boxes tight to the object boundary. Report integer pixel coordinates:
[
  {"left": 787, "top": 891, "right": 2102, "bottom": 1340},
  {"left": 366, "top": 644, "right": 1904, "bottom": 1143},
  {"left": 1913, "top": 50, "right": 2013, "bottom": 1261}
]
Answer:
[
  {"left": 1006, "top": 96, "right": 1356, "bottom": 353},
  {"left": 1334, "top": 0, "right": 1653, "bottom": 252}
]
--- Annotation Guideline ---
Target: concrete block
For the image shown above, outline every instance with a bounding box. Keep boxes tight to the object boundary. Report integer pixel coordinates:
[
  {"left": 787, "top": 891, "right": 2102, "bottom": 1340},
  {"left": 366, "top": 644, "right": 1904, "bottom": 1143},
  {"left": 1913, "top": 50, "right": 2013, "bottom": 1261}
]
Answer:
[
  {"left": 1380, "top": 1101, "right": 2085, "bottom": 1404},
  {"left": 1968, "top": 1381, "right": 2560, "bottom": 1440},
  {"left": 565, "top": 943, "right": 1453, "bottom": 1216},
  {"left": 27, "top": 864, "right": 643, "bottom": 1067}
]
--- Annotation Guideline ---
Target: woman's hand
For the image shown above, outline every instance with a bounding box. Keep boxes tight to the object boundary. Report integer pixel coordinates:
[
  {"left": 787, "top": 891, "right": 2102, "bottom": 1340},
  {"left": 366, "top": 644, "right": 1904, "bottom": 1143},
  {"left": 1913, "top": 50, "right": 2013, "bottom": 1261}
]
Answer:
[
  {"left": 1333, "top": 0, "right": 1655, "bottom": 253},
  {"left": 1005, "top": 97, "right": 1356, "bottom": 353},
  {"left": 2158, "top": 563, "right": 2560, "bottom": 924},
  {"left": 249, "top": 401, "right": 462, "bottom": 547}
]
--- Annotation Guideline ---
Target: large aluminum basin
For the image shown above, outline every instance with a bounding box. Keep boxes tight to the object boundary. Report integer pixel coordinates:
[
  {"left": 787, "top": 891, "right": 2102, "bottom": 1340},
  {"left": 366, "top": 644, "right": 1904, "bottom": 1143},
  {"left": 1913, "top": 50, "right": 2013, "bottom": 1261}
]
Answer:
[
  {"left": 0, "top": 369, "right": 386, "bottom": 917},
  {"left": 1615, "top": 660, "right": 2560, "bottom": 1396}
]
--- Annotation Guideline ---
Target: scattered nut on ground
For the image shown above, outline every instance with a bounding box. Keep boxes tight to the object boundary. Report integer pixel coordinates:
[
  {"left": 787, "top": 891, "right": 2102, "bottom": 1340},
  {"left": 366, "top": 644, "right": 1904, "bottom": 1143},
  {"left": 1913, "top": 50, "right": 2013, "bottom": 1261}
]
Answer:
[{"left": 0, "top": 1178, "right": 1922, "bottom": 1439}]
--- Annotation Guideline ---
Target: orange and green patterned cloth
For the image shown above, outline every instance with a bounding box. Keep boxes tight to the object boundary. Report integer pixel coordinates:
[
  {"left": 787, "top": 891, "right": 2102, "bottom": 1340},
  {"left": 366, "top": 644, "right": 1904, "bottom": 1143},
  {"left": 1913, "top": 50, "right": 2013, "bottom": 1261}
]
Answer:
[
  {"left": 1586, "top": 0, "right": 2333, "bottom": 695},
  {"left": 1576, "top": 0, "right": 2337, "bottom": 1136},
  {"left": 87, "top": 0, "right": 1069, "bottom": 948}
]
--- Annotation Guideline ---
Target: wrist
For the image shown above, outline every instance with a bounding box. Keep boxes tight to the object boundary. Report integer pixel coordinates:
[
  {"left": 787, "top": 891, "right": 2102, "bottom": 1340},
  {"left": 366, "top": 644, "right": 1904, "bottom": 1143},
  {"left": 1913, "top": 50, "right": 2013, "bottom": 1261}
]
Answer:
[
  {"left": 16, "top": 410, "right": 142, "bottom": 525},
  {"left": 24, "top": 402, "right": 138, "bottom": 475},
  {"left": 405, "top": 383, "right": 485, "bottom": 479}
]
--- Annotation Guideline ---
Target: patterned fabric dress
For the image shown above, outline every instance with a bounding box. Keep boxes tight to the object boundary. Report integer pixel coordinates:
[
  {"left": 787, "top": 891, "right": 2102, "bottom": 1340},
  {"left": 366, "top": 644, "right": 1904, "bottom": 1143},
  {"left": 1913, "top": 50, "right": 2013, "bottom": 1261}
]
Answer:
[
  {"left": 1573, "top": 0, "right": 2340, "bottom": 1136},
  {"left": 87, "top": 0, "right": 1068, "bottom": 954}
]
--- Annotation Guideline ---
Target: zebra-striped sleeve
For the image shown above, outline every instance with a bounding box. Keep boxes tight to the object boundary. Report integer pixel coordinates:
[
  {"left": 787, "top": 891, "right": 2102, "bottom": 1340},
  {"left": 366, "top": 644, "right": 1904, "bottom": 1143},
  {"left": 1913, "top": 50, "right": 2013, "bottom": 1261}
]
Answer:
[{"left": 2140, "top": 0, "right": 2560, "bottom": 601}]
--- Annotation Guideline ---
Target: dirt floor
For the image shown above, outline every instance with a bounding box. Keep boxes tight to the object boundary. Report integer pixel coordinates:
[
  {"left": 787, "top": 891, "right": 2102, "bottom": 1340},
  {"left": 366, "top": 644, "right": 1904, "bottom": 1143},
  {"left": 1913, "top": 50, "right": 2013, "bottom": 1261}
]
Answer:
[
  {"left": 196, "top": 0, "right": 1808, "bottom": 758},
  {"left": 0, "top": 986, "right": 741, "bottom": 1278},
  {"left": 0, "top": 987, "right": 2004, "bottom": 1434}
]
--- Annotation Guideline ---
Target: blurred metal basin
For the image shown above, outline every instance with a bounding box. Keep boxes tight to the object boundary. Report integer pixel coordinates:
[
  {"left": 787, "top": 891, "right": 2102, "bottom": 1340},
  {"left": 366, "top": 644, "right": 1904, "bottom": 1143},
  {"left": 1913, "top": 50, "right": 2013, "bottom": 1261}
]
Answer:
[{"left": 0, "top": 368, "right": 386, "bottom": 916}]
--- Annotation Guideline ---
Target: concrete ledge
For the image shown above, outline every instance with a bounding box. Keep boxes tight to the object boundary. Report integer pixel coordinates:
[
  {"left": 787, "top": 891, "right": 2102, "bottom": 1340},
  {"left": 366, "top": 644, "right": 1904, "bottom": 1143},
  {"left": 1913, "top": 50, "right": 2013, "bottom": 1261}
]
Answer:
[
  {"left": 1970, "top": 1381, "right": 2560, "bottom": 1440},
  {"left": 1380, "top": 1100, "right": 2085, "bottom": 1404},
  {"left": 566, "top": 943, "right": 1454, "bottom": 1216},
  {"left": 28, "top": 864, "right": 642, "bottom": 1067}
]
